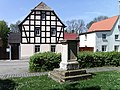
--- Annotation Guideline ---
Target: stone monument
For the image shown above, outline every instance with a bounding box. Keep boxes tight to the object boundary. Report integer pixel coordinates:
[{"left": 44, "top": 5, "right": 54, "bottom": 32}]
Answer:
[{"left": 48, "top": 40, "right": 91, "bottom": 83}]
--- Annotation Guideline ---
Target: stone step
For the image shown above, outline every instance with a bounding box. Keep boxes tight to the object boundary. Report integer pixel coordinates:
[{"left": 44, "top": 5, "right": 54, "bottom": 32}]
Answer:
[
  {"left": 48, "top": 71, "right": 92, "bottom": 83},
  {"left": 54, "top": 69, "right": 87, "bottom": 76},
  {"left": 63, "top": 74, "right": 92, "bottom": 82}
]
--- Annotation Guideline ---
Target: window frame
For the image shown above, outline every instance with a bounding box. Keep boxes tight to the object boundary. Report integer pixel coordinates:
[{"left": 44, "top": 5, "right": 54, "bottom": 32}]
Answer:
[
  {"left": 85, "top": 34, "right": 87, "bottom": 41},
  {"left": 102, "top": 34, "right": 107, "bottom": 40},
  {"left": 35, "top": 27, "right": 40, "bottom": 36},
  {"left": 41, "top": 13, "right": 45, "bottom": 20},
  {"left": 35, "top": 45, "right": 40, "bottom": 53},
  {"left": 51, "top": 27, "right": 56, "bottom": 36},
  {"left": 51, "top": 45, "right": 56, "bottom": 52},
  {"left": 102, "top": 45, "right": 107, "bottom": 52},
  {"left": 114, "top": 45, "right": 119, "bottom": 52},
  {"left": 115, "top": 34, "right": 119, "bottom": 40}
]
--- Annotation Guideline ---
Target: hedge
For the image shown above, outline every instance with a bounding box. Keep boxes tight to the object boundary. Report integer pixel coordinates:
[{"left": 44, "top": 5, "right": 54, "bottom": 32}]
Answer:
[
  {"left": 29, "top": 52, "right": 61, "bottom": 72},
  {"left": 77, "top": 51, "right": 120, "bottom": 68},
  {"left": 29, "top": 51, "right": 120, "bottom": 72}
]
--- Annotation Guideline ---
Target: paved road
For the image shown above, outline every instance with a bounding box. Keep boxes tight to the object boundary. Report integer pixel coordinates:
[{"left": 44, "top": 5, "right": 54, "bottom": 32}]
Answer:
[
  {"left": 0, "top": 60, "right": 29, "bottom": 74},
  {"left": 0, "top": 60, "right": 47, "bottom": 79},
  {"left": 0, "top": 60, "right": 120, "bottom": 79}
]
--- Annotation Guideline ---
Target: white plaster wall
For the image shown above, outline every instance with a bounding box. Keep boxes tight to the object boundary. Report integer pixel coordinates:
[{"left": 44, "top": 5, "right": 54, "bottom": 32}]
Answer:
[
  {"left": 80, "top": 33, "right": 96, "bottom": 51},
  {"left": 21, "top": 44, "right": 34, "bottom": 59},
  {"left": 40, "top": 44, "right": 62, "bottom": 53},
  {"left": 56, "top": 44, "right": 62, "bottom": 53},
  {"left": 96, "top": 31, "right": 110, "bottom": 52},
  {"left": 40, "top": 44, "right": 50, "bottom": 52},
  {"left": 20, "top": 43, "right": 63, "bottom": 59}
]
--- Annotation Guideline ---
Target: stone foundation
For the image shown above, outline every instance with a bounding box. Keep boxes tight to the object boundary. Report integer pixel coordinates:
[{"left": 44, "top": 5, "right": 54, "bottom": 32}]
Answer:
[{"left": 48, "top": 69, "right": 92, "bottom": 83}]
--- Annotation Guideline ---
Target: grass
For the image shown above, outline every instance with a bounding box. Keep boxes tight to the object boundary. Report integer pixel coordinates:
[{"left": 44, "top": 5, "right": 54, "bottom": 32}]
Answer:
[{"left": 1, "top": 71, "right": 120, "bottom": 90}]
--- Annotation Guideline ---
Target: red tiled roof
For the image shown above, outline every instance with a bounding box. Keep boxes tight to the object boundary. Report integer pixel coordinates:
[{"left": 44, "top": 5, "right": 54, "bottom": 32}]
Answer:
[
  {"left": 88, "top": 16, "right": 118, "bottom": 32},
  {"left": 64, "top": 33, "right": 78, "bottom": 40}
]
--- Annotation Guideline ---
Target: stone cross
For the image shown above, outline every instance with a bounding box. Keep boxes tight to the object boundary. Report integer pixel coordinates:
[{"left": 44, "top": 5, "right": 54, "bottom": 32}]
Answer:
[{"left": 60, "top": 40, "right": 79, "bottom": 70}]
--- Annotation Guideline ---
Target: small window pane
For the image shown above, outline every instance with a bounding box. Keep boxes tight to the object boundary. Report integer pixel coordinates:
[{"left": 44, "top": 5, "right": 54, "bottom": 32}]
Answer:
[
  {"left": 85, "top": 34, "right": 87, "bottom": 41},
  {"left": 35, "top": 27, "right": 40, "bottom": 36},
  {"left": 115, "top": 35, "right": 119, "bottom": 40},
  {"left": 114, "top": 45, "right": 119, "bottom": 51},
  {"left": 51, "top": 45, "right": 56, "bottom": 52},
  {"left": 51, "top": 27, "right": 56, "bottom": 36},
  {"left": 35, "top": 45, "right": 40, "bottom": 53},
  {"left": 102, "top": 34, "right": 106, "bottom": 40},
  {"left": 41, "top": 13, "right": 45, "bottom": 20},
  {"left": 102, "top": 45, "right": 107, "bottom": 52}
]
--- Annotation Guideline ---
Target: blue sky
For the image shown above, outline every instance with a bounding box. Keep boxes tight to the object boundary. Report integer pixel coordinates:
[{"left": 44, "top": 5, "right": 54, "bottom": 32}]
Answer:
[{"left": 0, "top": 0, "right": 119, "bottom": 25}]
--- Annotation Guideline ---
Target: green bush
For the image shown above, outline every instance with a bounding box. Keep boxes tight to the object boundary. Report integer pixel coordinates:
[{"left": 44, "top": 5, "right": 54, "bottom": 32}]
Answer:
[
  {"left": 29, "top": 52, "right": 61, "bottom": 72},
  {"left": 29, "top": 51, "right": 120, "bottom": 72},
  {"left": 77, "top": 51, "right": 120, "bottom": 68}
]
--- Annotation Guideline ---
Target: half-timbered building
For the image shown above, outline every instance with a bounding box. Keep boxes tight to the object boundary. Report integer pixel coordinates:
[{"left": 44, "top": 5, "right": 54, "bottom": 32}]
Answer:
[{"left": 19, "top": 2, "right": 66, "bottom": 59}]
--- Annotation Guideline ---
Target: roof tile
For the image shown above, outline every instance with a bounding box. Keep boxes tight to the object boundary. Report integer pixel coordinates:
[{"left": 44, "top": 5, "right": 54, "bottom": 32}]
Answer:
[
  {"left": 64, "top": 33, "right": 78, "bottom": 40},
  {"left": 88, "top": 16, "right": 118, "bottom": 32}
]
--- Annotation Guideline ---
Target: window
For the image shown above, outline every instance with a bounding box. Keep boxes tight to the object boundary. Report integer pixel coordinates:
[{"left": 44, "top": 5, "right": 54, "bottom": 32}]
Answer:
[
  {"left": 114, "top": 45, "right": 119, "bottom": 51},
  {"left": 35, "top": 45, "right": 40, "bottom": 53},
  {"left": 51, "top": 27, "right": 56, "bottom": 36},
  {"left": 102, "top": 45, "right": 107, "bottom": 52},
  {"left": 115, "top": 35, "right": 119, "bottom": 40},
  {"left": 102, "top": 34, "right": 106, "bottom": 40},
  {"left": 35, "top": 27, "right": 40, "bottom": 36},
  {"left": 85, "top": 34, "right": 87, "bottom": 41},
  {"left": 51, "top": 45, "right": 56, "bottom": 52},
  {"left": 41, "top": 13, "right": 45, "bottom": 20}
]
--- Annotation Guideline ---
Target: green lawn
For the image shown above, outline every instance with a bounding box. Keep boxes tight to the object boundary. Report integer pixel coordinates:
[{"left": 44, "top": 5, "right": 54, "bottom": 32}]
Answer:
[{"left": 1, "top": 71, "right": 120, "bottom": 90}]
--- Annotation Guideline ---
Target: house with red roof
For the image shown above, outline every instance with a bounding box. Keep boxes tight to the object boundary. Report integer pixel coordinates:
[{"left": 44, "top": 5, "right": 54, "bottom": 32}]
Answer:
[
  {"left": 79, "top": 16, "right": 120, "bottom": 52},
  {"left": 64, "top": 33, "right": 78, "bottom": 40}
]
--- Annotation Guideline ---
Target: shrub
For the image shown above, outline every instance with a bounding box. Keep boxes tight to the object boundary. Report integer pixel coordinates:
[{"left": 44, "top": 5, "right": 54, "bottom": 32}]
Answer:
[
  {"left": 77, "top": 51, "right": 120, "bottom": 68},
  {"left": 29, "top": 51, "right": 120, "bottom": 72},
  {"left": 29, "top": 52, "right": 61, "bottom": 72}
]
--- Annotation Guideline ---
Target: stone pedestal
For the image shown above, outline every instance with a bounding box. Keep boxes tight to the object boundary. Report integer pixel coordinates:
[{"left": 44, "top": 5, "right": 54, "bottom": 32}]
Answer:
[
  {"left": 48, "top": 40, "right": 92, "bottom": 83},
  {"left": 59, "top": 40, "right": 79, "bottom": 70}
]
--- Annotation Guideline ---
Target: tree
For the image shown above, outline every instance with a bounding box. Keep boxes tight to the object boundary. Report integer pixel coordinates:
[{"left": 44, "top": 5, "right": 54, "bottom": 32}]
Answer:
[
  {"left": 86, "top": 16, "right": 108, "bottom": 29},
  {"left": 65, "top": 19, "right": 87, "bottom": 34},
  {"left": 0, "top": 20, "right": 10, "bottom": 47},
  {"left": 10, "top": 20, "right": 21, "bottom": 33}
]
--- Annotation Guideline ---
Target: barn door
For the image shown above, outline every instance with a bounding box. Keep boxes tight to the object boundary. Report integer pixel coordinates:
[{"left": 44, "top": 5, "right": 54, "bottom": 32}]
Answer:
[{"left": 11, "top": 44, "right": 19, "bottom": 60}]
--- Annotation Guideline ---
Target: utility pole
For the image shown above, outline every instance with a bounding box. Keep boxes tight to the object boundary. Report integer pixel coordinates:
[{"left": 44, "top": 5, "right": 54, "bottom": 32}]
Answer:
[{"left": 118, "top": 0, "right": 120, "bottom": 29}]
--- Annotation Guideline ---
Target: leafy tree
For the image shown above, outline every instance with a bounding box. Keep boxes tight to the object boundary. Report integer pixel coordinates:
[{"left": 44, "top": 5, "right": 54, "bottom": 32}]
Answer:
[
  {"left": 10, "top": 20, "right": 21, "bottom": 32},
  {"left": 65, "top": 19, "right": 87, "bottom": 34},
  {"left": 86, "top": 16, "right": 108, "bottom": 29},
  {"left": 0, "top": 20, "right": 10, "bottom": 47}
]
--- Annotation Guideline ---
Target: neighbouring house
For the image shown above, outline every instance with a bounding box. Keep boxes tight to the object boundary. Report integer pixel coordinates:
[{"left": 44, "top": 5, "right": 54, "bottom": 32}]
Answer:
[
  {"left": 64, "top": 33, "right": 79, "bottom": 40},
  {"left": 79, "top": 16, "right": 120, "bottom": 52},
  {"left": 8, "top": 32, "right": 21, "bottom": 60},
  {"left": 18, "top": 2, "right": 67, "bottom": 59}
]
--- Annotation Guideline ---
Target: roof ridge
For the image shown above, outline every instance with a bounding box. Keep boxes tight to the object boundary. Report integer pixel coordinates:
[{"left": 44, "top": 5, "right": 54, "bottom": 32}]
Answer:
[
  {"left": 88, "top": 15, "right": 118, "bottom": 32},
  {"left": 91, "top": 16, "right": 118, "bottom": 25}
]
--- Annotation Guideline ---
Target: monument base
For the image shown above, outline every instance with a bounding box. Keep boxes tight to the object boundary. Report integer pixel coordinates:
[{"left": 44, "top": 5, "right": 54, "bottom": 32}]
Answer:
[
  {"left": 48, "top": 68, "right": 92, "bottom": 83},
  {"left": 60, "top": 61, "right": 79, "bottom": 70}
]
